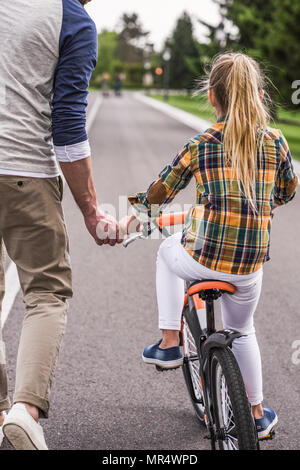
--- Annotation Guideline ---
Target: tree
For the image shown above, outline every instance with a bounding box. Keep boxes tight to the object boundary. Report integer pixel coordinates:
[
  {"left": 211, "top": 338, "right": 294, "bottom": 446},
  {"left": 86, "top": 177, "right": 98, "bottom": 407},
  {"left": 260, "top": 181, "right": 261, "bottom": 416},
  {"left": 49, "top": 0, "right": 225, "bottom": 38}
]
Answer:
[
  {"left": 90, "top": 30, "right": 119, "bottom": 87},
  {"left": 166, "top": 12, "right": 200, "bottom": 90},
  {"left": 209, "top": 0, "right": 300, "bottom": 109},
  {"left": 90, "top": 15, "right": 151, "bottom": 88},
  {"left": 251, "top": 0, "right": 300, "bottom": 109},
  {"left": 96, "top": 30, "right": 118, "bottom": 75},
  {"left": 117, "top": 13, "right": 149, "bottom": 64}
]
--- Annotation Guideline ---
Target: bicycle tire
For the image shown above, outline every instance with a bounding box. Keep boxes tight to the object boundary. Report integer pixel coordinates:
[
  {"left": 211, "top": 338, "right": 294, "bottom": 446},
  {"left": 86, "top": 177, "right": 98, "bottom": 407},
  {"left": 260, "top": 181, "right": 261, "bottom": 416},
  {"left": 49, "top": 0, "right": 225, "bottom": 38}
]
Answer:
[
  {"left": 182, "top": 312, "right": 205, "bottom": 424},
  {"left": 210, "top": 347, "right": 259, "bottom": 450}
]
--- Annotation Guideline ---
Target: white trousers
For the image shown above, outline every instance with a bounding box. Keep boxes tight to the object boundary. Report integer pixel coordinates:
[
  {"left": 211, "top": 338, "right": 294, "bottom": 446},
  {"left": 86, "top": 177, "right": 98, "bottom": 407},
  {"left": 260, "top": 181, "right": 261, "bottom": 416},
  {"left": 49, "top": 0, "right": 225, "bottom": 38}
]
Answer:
[{"left": 156, "top": 232, "right": 264, "bottom": 405}]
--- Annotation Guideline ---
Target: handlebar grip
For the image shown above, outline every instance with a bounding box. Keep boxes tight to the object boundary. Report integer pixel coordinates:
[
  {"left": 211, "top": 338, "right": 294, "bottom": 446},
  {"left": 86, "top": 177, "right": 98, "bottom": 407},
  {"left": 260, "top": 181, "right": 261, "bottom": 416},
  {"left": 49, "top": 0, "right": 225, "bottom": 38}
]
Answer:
[{"left": 156, "top": 211, "right": 188, "bottom": 229}]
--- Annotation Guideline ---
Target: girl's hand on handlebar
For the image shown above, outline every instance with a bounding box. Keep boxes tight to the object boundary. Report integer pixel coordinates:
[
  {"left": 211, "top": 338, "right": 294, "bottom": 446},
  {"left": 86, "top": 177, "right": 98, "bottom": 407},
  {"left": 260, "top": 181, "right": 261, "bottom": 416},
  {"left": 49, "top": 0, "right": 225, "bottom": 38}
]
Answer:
[{"left": 119, "top": 215, "right": 143, "bottom": 237}]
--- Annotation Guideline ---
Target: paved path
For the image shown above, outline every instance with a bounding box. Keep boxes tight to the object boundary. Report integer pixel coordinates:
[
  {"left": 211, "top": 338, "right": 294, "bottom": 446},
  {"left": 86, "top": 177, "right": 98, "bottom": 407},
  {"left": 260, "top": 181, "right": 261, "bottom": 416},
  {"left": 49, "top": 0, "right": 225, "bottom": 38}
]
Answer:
[{"left": 2, "top": 92, "right": 300, "bottom": 450}]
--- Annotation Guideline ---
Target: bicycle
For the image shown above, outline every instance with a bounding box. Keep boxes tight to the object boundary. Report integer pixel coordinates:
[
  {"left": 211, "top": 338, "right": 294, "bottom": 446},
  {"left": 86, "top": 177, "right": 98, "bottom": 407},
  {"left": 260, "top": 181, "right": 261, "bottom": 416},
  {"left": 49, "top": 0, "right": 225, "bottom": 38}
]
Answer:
[{"left": 123, "top": 211, "right": 275, "bottom": 450}]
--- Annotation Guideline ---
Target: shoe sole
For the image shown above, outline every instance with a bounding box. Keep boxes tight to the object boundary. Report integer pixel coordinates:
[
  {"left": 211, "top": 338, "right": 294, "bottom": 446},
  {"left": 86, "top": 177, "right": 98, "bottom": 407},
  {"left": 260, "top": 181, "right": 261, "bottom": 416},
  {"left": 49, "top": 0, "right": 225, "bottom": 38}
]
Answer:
[
  {"left": 3, "top": 423, "right": 38, "bottom": 450},
  {"left": 142, "top": 354, "right": 183, "bottom": 369},
  {"left": 257, "top": 415, "right": 278, "bottom": 440}
]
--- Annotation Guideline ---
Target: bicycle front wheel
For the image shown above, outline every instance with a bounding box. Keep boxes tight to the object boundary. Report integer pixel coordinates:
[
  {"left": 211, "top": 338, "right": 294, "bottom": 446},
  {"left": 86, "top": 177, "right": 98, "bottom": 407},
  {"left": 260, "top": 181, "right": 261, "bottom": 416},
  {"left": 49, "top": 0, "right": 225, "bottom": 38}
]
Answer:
[{"left": 210, "top": 347, "right": 259, "bottom": 450}]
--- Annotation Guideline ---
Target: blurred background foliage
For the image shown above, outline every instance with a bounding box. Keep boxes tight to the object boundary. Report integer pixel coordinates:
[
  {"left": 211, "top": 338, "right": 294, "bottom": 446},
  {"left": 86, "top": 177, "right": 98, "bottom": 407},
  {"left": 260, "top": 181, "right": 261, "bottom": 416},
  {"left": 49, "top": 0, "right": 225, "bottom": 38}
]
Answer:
[{"left": 90, "top": 0, "right": 300, "bottom": 157}]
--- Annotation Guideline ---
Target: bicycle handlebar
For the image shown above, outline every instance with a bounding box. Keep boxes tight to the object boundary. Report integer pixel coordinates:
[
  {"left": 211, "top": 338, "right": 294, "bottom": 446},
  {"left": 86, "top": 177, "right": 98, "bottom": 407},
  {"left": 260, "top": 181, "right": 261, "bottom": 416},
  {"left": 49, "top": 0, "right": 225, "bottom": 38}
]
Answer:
[
  {"left": 123, "top": 211, "right": 188, "bottom": 248},
  {"left": 122, "top": 231, "right": 146, "bottom": 248}
]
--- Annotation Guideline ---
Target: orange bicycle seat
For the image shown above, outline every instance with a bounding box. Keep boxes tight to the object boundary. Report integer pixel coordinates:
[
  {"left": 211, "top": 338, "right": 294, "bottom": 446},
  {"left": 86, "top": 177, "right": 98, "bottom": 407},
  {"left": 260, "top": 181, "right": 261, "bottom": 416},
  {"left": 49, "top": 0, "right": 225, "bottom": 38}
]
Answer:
[{"left": 188, "top": 280, "right": 236, "bottom": 296}]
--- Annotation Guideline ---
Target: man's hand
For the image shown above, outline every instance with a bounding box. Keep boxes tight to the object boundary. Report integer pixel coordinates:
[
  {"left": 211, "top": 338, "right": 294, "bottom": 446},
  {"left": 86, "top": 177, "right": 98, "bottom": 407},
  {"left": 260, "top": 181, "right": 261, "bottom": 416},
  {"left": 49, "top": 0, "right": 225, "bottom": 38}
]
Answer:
[{"left": 87, "top": 209, "right": 122, "bottom": 246}]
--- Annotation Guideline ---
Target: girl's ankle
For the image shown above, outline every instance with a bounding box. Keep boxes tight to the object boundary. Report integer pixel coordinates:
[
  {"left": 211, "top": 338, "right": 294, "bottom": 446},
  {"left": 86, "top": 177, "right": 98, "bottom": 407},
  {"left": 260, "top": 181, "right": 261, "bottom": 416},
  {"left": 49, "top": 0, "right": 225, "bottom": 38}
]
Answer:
[
  {"left": 252, "top": 404, "right": 264, "bottom": 419},
  {"left": 160, "top": 331, "right": 180, "bottom": 349}
]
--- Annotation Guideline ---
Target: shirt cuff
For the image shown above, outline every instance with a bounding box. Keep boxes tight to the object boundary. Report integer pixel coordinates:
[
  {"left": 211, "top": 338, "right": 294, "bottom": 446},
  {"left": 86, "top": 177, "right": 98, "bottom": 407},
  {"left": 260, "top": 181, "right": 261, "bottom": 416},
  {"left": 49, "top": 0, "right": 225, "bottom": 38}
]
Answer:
[{"left": 54, "top": 139, "right": 91, "bottom": 162}]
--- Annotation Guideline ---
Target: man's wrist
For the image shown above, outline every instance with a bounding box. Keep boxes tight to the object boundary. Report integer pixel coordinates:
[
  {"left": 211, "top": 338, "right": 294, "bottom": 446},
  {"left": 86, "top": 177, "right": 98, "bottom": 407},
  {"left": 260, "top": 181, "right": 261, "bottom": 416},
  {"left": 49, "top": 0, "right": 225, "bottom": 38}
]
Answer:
[{"left": 80, "top": 200, "right": 98, "bottom": 218}]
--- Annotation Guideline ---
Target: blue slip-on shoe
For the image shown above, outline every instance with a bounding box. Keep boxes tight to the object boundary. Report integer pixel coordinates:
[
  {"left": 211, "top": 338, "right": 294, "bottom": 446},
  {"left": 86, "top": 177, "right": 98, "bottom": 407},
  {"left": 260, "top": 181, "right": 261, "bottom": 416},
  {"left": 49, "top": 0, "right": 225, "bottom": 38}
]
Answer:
[
  {"left": 255, "top": 408, "right": 278, "bottom": 440},
  {"left": 142, "top": 340, "right": 183, "bottom": 369}
]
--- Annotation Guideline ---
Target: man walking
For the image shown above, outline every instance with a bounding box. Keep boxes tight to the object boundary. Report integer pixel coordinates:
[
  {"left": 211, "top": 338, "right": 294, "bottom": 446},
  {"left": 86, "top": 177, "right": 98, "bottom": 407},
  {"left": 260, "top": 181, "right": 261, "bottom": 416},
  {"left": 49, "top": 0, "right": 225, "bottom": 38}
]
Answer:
[{"left": 0, "top": 0, "right": 119, "bottom": 450}]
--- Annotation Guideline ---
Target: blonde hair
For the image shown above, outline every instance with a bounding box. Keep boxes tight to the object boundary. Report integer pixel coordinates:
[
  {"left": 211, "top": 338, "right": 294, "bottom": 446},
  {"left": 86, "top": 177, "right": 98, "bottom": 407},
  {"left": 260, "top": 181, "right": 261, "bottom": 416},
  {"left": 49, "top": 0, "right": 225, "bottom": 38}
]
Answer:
[{"left": 200, "top": 52, "right": 269, "bottom": 212}]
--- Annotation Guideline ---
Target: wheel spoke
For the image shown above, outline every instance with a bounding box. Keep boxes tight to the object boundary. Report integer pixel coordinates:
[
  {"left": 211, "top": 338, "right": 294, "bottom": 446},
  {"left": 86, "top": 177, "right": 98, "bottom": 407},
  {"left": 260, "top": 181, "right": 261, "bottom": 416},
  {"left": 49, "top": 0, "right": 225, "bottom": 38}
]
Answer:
[
  {"left": 215, "top": 364, "right": 239, "bottom": 450},
  {"left": 183, "top": 319, "right": 204, "bottom": 406},
  {"left": 226, "top": 436, "right": 238, "bottom": 450}
]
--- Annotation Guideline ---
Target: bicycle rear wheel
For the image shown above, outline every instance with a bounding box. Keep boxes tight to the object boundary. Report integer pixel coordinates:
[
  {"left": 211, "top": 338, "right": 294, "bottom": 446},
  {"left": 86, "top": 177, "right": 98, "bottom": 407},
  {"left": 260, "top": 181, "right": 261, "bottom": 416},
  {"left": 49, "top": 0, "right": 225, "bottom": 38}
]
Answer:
[
  {"left": 182, "top": 312, "right": 205, "bottom": 424},
  {"left": 210, "top": 347, "right": 259, "bottom": 450}
]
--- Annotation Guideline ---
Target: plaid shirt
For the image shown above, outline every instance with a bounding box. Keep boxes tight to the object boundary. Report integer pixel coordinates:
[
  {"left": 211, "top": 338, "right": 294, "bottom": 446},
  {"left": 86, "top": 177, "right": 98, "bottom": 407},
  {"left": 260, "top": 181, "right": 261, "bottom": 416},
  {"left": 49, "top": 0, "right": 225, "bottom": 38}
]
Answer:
[{"left": 129, "top": 120, "right": 298, "bottom": 275}]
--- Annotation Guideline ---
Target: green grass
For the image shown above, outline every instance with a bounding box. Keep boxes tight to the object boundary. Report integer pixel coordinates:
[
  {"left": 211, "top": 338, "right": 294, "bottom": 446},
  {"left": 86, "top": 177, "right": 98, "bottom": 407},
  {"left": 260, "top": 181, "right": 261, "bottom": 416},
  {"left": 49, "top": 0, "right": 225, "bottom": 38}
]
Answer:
[
  {"left": 151, "top": 94, "right": 300, "bottom": 161},
  {"left": 274, "top": 122, "right": 300, "bottom": 160},
  {"left": 277, "top": 107, "right": 300, "bottom": 124},
  {"left": 152, "top": 94, "right": 216, "bottom": 122}
]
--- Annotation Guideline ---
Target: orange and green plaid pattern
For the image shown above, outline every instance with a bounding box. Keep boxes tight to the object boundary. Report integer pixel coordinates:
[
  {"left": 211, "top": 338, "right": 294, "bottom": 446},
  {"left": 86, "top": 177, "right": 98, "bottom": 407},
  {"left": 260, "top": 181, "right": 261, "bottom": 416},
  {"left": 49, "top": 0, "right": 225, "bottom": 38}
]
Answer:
[{"left": 129, "top": 120, "right": 298, "bottom": 275}]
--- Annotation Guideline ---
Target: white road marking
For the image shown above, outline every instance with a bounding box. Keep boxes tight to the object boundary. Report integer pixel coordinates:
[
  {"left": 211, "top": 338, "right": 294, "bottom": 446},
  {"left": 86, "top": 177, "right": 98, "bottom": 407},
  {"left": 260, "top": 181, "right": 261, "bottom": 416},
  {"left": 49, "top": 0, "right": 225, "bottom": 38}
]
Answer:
[
  {"left": 293, "top": 160, "right": 300, "bottom": 181},
  {"left": 134, "top": 92, "right": 212, "bottom": 133},
  {"left": 0, "top": 93, "right": 103, "bottom": 327},
  {"left": 87, "top": 93, "right": 103, "bottom": 132},
  {"left": 134, "top": 92, "right": 300, "bottom": 183}
]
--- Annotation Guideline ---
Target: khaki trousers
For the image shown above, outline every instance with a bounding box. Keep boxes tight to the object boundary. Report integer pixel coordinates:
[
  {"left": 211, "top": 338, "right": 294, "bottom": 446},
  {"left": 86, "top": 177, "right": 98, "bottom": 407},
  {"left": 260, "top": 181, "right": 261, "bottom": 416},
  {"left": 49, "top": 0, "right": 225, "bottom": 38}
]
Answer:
[{"left": 0, "top": 175, "right": 72, "bottom": 418}]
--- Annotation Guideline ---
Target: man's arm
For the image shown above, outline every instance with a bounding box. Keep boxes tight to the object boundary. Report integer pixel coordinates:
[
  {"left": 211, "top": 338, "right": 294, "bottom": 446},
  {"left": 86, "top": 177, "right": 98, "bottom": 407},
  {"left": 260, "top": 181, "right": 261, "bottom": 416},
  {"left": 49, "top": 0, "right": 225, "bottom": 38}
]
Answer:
[
  {"left": 60, "top": 157, "right": 97, "bottom": 216},
  {"left": 60, "top": 158, "right": 121, "bottom": 246},
  {"left": 52, "top": 0, "right": 120, "bottom": 245}
]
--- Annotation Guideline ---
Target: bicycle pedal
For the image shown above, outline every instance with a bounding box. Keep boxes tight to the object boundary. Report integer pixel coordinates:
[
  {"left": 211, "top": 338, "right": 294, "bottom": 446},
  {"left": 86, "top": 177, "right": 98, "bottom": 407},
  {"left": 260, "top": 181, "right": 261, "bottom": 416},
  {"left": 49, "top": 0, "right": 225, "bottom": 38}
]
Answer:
[
  {"left": 259, "top": 429, "right": 275, "bottom": 441},
  {"left": 155, "top": 365, "right": 181, "bottom": 372}
]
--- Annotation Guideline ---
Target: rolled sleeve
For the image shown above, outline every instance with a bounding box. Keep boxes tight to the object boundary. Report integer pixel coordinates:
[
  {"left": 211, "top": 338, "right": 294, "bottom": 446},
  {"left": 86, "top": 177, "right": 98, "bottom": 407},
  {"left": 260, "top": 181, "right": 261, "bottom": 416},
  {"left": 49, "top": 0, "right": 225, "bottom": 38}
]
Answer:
[
  {"left": 54, "top": 139, "right": 91, "bottom": 162},
  {"left": 274, "top": 133, "right": 298, "bottom": 205}
]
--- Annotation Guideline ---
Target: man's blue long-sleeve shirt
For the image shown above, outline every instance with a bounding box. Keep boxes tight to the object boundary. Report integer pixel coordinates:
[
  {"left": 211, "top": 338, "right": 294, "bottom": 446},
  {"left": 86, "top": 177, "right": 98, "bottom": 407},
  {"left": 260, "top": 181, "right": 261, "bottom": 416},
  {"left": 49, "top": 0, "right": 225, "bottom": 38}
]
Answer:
[{"left": 52, "top": 0, "right": 97, "bottom": 147}]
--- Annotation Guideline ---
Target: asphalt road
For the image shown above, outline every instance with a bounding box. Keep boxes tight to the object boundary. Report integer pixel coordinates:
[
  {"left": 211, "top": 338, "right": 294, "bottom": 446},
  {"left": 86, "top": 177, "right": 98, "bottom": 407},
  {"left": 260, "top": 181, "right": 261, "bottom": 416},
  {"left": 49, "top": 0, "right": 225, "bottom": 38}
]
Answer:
[{"left": 2, "top": 92, "right": 300, "bottom": 451}]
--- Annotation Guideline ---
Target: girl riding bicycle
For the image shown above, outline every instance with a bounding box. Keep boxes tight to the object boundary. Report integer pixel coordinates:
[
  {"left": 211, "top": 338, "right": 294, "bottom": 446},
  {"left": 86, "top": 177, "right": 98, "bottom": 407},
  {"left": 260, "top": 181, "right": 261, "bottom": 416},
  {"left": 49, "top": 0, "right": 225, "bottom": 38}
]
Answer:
[{"left": 121, "top": 52, "right": 298, "bottom": 439}]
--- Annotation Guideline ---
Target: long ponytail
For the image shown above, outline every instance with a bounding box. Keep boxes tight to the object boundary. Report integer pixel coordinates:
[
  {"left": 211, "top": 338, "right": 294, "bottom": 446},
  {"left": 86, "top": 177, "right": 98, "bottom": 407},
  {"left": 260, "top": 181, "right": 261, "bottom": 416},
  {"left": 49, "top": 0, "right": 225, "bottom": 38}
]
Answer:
[{"left": 199, "top": 53, "right": 269, "bottom": 212}]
